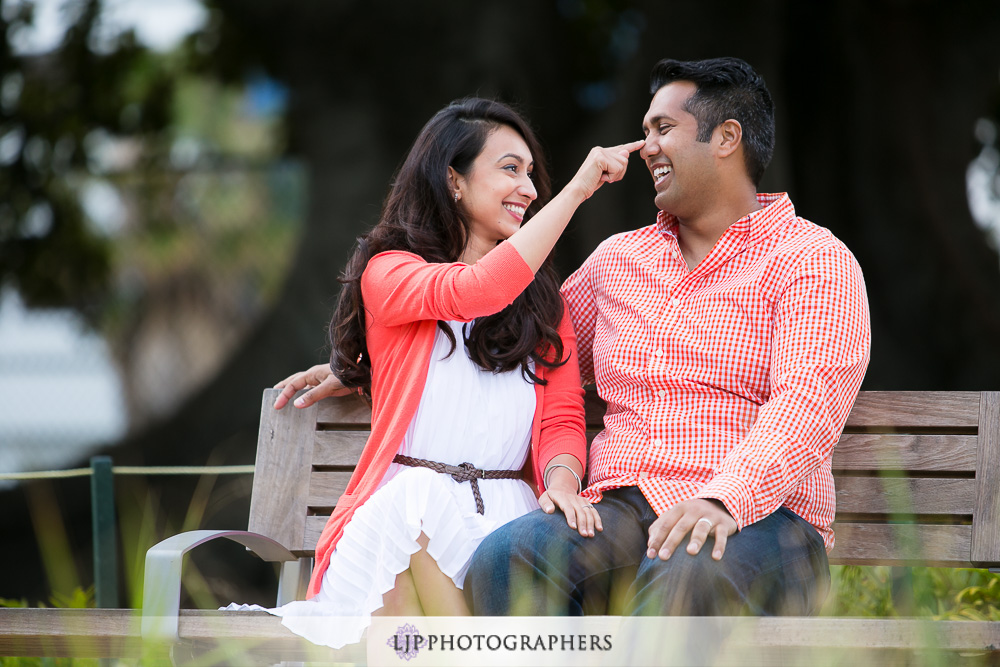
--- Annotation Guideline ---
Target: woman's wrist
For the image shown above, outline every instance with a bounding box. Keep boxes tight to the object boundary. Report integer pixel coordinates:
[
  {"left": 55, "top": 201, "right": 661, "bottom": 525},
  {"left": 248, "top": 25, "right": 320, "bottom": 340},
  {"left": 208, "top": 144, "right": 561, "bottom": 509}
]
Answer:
[
  {"left": 543, "top": 462, "right": 582, "bottom": 494},
  {"left": 558, "top": 180, "right": 590, "bottom": 208}
]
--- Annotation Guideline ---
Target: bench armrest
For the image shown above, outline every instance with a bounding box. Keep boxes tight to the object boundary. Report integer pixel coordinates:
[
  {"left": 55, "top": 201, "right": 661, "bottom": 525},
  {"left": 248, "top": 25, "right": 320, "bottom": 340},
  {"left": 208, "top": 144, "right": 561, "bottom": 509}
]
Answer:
[{"left": 141, "top": 529, "right": 296, "bottom": 641}]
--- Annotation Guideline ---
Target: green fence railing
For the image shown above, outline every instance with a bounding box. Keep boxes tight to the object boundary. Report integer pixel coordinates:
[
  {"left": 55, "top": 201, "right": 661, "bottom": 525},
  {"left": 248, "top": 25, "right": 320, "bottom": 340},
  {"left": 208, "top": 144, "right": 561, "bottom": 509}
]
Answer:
[{"left": 0, "top": 459, "right": 255, "bottom": 608}]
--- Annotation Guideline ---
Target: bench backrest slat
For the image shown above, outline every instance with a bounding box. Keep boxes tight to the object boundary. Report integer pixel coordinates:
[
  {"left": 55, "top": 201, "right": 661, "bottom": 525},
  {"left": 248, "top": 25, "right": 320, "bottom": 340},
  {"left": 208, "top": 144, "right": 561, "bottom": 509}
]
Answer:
[
  {"left": 316, "top": 399, "right": 374, "bottom": 427},
  {"left": 307, "top": 471, "right": 352, "bottom": 511},
  {"left": 251, "top": 389, "right": 1000, "bottom": 567},
  {"left": 313, "top": 432, "right": 368, "bottom": 466},
  {"left": 832, "top": 434, "right": 977, "bottom": 472},
  {"left": 842, "top": 391, "right": 981, "bottom": 429},
  {"left": 834, "top": 477, "right": 975, "bottom": 515},
  {"left": 247, "top": 392, "right": 317, "bottom": 554},
  {"left": 973, "top": 392, "right": 1000, "bottom": 564},
  {"left": 830, "top": 524, "right": 971, "bottom": 566}
]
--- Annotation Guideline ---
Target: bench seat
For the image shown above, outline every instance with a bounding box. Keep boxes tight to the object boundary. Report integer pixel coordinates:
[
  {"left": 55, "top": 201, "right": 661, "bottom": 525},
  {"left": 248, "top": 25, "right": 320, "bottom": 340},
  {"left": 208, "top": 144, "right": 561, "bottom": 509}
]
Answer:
[{"left": 2, "top": 389, "right": 998, "bottom": 665}]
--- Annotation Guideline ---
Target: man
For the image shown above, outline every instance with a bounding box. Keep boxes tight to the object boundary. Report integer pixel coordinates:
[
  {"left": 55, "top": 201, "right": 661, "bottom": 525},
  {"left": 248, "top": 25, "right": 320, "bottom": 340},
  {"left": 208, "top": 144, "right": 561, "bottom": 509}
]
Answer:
[
  {"left": 276, "top": 57, "right": 871, "bottom": 616},
  {"left": 462, "top": 57, "right": 871, "bottom": 616}
]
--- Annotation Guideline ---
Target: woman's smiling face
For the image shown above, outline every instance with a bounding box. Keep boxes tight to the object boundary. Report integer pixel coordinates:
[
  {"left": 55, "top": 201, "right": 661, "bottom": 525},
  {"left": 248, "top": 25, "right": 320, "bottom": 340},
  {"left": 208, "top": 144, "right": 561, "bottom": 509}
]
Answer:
[{"left": 453, "top": 124, "right": 537, "bottom": 263}]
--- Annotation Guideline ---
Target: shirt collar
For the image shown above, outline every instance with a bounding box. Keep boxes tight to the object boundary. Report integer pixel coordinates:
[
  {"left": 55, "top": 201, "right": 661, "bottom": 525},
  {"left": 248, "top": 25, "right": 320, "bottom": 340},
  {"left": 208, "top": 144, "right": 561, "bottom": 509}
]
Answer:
[{"left": 655, "top": 193, "right": 795, "bottom": 247}]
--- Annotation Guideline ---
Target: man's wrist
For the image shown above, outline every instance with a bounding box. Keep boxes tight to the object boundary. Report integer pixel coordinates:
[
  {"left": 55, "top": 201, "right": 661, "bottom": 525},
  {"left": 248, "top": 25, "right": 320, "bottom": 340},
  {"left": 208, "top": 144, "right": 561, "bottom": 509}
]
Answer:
[
  {"left": 699, "top": 472, "right": 753, "bottom": 528},
  {"left": 702, "top": 497, "right": 733, "bottom": 517}
]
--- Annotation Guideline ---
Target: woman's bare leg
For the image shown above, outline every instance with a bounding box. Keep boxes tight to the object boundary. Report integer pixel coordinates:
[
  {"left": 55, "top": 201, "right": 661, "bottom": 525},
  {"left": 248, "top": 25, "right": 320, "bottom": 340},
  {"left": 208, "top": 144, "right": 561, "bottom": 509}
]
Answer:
[
  {"left": 375, "top": 567, "right": 424, "bottom": 616},
  {"left": 408, "top": 532, "right": 471, "bottom": 616},
  {"left": 373, "top": 531, "right": 470, "bottom": 617},
  {"left": 370, "top": 563, "right": 422, "bottom": 665}
]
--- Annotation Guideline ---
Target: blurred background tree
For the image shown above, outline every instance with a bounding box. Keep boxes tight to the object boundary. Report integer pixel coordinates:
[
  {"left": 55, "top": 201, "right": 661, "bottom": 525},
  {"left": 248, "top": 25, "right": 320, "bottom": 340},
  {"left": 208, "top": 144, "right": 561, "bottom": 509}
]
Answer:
[
  {"left": 1, "top": 0, "right": 999, "bottom": 605},
  {"left": 1, "top": 0, "right": 154, "bottom": 320}
]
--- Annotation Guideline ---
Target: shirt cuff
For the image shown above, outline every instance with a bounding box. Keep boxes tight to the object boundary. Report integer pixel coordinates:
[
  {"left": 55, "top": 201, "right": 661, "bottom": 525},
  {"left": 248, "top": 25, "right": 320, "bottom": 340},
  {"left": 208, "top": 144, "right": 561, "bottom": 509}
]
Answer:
[
  {"left": 697, "top": 473, "right": 755, "bottom": 530},
  {"left": 580, "top": 487, "right": 604, "bottom": 504}
]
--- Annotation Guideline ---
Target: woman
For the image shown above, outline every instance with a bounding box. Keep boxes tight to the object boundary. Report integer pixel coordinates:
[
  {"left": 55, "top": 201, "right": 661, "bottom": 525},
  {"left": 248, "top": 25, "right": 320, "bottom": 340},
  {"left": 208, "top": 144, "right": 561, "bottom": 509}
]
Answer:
[{"left": 252, "top": 98, "right": 641, "bottom": 648}]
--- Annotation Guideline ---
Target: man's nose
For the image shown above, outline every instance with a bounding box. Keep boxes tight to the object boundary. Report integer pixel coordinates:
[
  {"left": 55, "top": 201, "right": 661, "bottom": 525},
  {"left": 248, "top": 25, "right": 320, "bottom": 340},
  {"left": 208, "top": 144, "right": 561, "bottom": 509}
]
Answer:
[{"left": 640, "top": 136, "right": 658, "bottom": 160}]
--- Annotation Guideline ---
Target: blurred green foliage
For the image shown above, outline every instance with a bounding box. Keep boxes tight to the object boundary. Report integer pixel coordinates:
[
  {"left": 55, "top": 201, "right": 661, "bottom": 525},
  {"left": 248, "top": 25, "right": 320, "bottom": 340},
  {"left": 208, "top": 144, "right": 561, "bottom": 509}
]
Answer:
[
  {"left": 0, "top": 585, "right": 94, "bottom": 610},
  {"left": 0, "top": 588, "right": 102, "bottom": 667},
  {"left": 0, "top": 467, "right": 261, "bottom": 665},
  {"left": 1, "top": 0, "right": 301, "bottom": 340},
  {"left": 824, "top": 565, "right": 1000, "bottom": 620},
  {"left": 0, "top": 0, "right": 175, "bottom": 322}
]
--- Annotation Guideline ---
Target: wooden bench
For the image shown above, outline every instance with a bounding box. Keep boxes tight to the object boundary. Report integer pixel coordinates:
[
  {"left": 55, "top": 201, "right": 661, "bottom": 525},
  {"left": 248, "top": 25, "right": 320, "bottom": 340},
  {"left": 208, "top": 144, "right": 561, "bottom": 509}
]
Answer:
[{"left": 3, "top": 389, "right": 999, "bottom": 664}]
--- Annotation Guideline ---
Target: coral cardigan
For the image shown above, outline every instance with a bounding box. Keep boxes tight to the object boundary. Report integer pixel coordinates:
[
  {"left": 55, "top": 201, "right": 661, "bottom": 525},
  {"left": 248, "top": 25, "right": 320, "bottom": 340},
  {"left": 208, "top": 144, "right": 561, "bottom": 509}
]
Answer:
[{"left": 306, "top": 242, "right": 587, "bottom": 598}]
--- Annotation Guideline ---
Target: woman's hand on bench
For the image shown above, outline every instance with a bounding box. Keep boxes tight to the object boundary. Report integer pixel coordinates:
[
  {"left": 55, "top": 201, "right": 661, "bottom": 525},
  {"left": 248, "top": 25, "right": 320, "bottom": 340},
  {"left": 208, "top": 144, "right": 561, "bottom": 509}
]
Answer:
[{"left": 273, "top": 364, "right": 352, "bottom": 409}]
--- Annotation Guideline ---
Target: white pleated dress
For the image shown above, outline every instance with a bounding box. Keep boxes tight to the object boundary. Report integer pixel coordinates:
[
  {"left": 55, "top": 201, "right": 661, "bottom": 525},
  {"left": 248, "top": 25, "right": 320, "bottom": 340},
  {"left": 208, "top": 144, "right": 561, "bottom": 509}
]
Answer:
[{"left": 224, "top": 321, "right": 540, "bottom": 648}]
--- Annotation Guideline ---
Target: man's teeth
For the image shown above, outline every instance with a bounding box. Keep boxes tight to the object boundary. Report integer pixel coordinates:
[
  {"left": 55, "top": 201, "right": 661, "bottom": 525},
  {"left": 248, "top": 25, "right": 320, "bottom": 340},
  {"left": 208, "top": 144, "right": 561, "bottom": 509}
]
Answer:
[
  {"left": 504, "top": 204, "right": 525, "bottom": 216},
  {"left": 653, "top": 166, "right": 672, "bottom": 179}
]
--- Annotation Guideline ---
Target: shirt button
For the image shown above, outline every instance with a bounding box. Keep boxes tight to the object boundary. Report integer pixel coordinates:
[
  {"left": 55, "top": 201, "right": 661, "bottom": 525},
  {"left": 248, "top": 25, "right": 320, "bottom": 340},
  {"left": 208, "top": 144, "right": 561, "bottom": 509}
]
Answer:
[
  {"left": 654, "top": 349, "right": 663, "bottom": 357},
  {"left": 653, "top": 438, "right": 663, "bottom": 447},
  {"left": 671, "top": 297, "right": 680, "bottom": 307},
  {"left": 638, "top": 471, "right": 649, "bottom": 479},
  {"left": 657, "top": 389, "right": 666, "bottom": 398}
]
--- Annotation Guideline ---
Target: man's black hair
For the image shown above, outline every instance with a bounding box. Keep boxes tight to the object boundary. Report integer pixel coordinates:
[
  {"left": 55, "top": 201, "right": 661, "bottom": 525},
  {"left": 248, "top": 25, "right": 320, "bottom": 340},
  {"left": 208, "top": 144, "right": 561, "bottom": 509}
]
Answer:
[{"left": 650, "top": 57, "right": 774, "bottom": 186}]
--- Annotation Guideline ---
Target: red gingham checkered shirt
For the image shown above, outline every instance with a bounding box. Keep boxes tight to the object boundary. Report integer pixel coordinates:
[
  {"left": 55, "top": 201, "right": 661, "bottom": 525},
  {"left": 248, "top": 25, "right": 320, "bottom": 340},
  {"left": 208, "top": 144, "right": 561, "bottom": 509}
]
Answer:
[{"left": 562, "top": 193, "right": 871, "bottom": 550}]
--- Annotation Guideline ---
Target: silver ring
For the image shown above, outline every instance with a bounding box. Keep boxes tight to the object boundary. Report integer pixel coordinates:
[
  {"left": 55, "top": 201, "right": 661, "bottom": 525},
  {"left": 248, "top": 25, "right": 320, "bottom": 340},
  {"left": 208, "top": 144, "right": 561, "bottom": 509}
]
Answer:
[
  {"left": 695, "top": 517, "right": 715, "bottom": 530},
  {"left": 581, "top": 504, "right": 594, "bottom": 509}
]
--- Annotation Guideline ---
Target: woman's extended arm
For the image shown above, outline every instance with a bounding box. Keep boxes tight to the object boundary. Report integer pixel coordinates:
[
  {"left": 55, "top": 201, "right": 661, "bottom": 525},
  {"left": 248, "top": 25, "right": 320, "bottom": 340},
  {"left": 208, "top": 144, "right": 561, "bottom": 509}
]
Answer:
[
  {"left": 364, "top": 141, "right": 645, "bottom": 328},
  {"left": 276, "top": 140, "right": 644, "bottom": 409},
  {"left": 505, "top": 140, "right": 644, "bottom": 272}
]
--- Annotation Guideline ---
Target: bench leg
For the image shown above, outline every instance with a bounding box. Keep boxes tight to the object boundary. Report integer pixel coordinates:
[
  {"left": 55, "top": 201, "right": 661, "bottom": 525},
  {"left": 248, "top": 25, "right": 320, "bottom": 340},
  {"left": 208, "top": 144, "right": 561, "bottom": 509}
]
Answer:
[
  {"left": 276, "top": 557, "right": 313, "bottom": 606},
  {"left": 141, "top": 529, "right": 296, "bottom": 641}
]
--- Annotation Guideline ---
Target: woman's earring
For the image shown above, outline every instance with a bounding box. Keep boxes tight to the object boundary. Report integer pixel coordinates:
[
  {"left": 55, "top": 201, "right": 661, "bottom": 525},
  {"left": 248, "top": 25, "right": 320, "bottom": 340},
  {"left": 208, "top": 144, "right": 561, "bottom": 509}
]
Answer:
[{"left": 454, "top": 192, "right": 459, "bottom": 202}]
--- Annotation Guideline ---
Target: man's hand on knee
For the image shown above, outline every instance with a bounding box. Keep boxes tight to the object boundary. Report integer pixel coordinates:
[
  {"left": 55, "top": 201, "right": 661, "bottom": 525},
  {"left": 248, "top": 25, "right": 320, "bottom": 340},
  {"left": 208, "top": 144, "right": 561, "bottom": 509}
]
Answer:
[{"left": 646, "top": 498, "right": 738, "bottom": 561}]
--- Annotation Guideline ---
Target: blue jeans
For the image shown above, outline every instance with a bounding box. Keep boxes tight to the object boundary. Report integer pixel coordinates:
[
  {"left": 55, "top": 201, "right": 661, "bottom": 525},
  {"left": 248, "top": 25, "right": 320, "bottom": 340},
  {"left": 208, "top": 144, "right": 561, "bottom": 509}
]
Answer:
[{"left": 464, "top": 486, "right": 830, "bottom": 616}]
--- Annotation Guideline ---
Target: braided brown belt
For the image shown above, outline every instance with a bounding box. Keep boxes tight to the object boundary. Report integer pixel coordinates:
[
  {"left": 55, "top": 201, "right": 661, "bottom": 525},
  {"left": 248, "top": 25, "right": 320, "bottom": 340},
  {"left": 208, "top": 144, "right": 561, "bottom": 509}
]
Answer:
[{"left": 392, "top": 454, "right": 521, "bottom": 515}]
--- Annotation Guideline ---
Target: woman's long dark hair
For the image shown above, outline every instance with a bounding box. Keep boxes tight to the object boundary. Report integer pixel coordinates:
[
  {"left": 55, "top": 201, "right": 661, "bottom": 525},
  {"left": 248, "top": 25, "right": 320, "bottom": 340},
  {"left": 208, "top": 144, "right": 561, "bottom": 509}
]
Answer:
[{"left": 329, "top": 98, "right": 566, "bottom": 396}]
